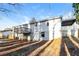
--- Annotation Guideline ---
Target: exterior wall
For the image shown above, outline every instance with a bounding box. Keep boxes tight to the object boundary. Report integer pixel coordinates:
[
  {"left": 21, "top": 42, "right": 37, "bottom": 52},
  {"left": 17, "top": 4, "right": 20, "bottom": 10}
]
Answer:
[
  {"left": 30, "top": 21, "right": 49, "bottom": 41},
  {"left": 78, "top": 29, "right": 79, "bottom": 38},
  {"left": 17, "top": 33, "right": 28, "bottom": 40},
  {"left": 18, "top": 34, "right": 24, "bottom": 40},
  {"left": 27, "top": 36, "right": 31, "bottom": 41},
  {"left": 62, "top": 30, "right": 67, "bottom": 36},
  {"left": 12, "top": 24, "right": 29, "bottom": 40},
  {"left": 0, "top": 32, "right": 3, "bottom": 39},
  {"left": 49, "top": 18, "right": 62, "bottom": 40},
  {"left": 27, "top": 24, "right": 31, "bottom": 41},
  {"left": 39, "top": 21, "right": 49, "bottom": 40},
  {"left": 67, "top": 29, "right": 71, "bottom": 36},
  {"left": 0, "top": 30, "right": 13, "bottom": 40},
  {"left": 74, "top": 29, "right": 78, "bottom": 38},
  {"left": 30, "top": 23, "right": 36, "bottom": 41},
  {"left": 62, "top": 22, "right": 78, "bottom": 38},
  {"left": 2, "top": 31, "right": 12, "bottom": 39},
  {"left": 72, "top": 22, "right": 78, "bottom": 38},
  {"left": 62, "top": 26, "right": 71, "bottom": 37},
  {"left": 30, "top": 18, "right": 62, "bottom": 41},
  {"left": 62, "top": 26, "right": 73, "bottom": 37},
  {"left": 8, "top": 33, "right": 15, "bottom": 40},
  {"left": 30, "top": 22, "right": 41, "bottom": 41}
]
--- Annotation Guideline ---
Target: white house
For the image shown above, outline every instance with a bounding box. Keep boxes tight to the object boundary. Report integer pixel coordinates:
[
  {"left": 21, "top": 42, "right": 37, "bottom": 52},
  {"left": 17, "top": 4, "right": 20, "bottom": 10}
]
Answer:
[
  {"left": 12, "top": 17, "right": 79, "bottom": 41},
  {"left": 12, "top": 24, "right": 30, "bottom": 40},
  {"left": 61, "top": 19, "right": 79, "bottom": 38},
  {"left": 12, "top": 17, "right": 62, "bottom": 41},
  {"left": 27, "top": 17, "right": 62, "bottom": 41}
]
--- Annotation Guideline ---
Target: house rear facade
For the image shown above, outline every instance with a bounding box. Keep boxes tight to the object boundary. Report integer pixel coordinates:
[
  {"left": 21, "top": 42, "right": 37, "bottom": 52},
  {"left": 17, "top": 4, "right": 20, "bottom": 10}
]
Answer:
[
  {"left": 0, "top": 17, "right": 78, "bottom": 41},
  {"left": 12, "top": 17, "right": 62, "bottom": 41}
]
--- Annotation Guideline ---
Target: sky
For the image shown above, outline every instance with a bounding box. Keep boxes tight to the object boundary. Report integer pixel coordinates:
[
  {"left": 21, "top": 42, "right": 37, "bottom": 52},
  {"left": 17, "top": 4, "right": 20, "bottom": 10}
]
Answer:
[{"left": 0, "top": 3, "right": 74, "bottom": 30}]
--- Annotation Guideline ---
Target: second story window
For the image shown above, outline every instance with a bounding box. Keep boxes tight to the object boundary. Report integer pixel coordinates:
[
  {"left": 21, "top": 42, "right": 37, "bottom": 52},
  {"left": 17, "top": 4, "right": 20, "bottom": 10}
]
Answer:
[
  {"left": 35, "top": 23, "right": 37, "bottom": 26},
  {"left": 47, "top": 22, "right": 49, "bottom": 26}
]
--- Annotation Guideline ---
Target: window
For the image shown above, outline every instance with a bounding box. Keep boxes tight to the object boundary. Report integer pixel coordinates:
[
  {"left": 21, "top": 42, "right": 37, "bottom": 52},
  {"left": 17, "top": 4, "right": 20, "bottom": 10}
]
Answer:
[
  {"left": 47, "top": 22, "right": 49, "bottom": 26},
  {"left": 35, "top": 23, "right": 37, "bottom": 26},
  {"left": 41, "top": 32, "right": 45, "bottom": 37}
]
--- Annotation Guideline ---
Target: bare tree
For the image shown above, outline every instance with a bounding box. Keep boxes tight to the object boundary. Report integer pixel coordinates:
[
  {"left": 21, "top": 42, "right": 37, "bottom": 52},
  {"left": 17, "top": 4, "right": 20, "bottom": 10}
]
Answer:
[{"left": 30, "top": 17, "right": 37, "bottom": 23}]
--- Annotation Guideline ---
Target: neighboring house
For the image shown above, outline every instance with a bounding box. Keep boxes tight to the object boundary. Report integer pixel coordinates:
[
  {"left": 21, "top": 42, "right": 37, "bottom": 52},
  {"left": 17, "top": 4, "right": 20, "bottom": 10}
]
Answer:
[
  {"left": 0, "top": 31, "right": 3, "bottom": 39},
  {"left": 61, "top": 19, "right": 78, "bottom": 38},
  {"left": 0, "top": 28, "right": 13, "bottom": 40}
]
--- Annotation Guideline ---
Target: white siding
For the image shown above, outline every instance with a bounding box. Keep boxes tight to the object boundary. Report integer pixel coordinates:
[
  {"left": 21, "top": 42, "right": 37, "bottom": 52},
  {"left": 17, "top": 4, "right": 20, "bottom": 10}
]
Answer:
[
  {"left": 39, "top": 21, "right": 49, "bottom": 40},
  {"left": 18, "top": 34, "right": 24, "bottom": 40},
  {"left": 30, "top": 23, "right": 39, "bottom": 41},
  {"left": 73, "top": 22, "right": 78, "bottom": 38},
  {"left": 49, "top": 18, "right": 62, "bottom": 40},
  {"left": 27, "top": 24, "right": 31, "bottom": 41},
  {"left": 62, "top": 22, "right": 78, "bottom": 38}
]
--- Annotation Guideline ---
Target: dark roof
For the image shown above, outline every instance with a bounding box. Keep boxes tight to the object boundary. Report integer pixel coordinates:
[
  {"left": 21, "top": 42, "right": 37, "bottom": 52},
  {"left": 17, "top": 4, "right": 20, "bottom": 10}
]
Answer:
[
  {"left": 62, "top": 19, "right": 76, "bottom": 26},
  {"left": 0, "top": 29, "right": 12, "bottom": 32},
  {"left": 39, "top": 17, "right": 62, "bottom": 23},
  {"left": 39, "top": 19, "right": 48, "bottom": 22},
  {"left": 30, "top": 22, "right": 38, "bottom": 24},
  {"left": 30, "top": 17, "right": 62, "bottom": 24}
]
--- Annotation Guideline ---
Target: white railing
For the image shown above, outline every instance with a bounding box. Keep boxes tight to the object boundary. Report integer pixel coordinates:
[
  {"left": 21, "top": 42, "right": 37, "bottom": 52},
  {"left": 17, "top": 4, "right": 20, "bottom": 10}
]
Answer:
[
  {"left": 22, "top": 28, "right": 31, "bottom": 33},
  {"left": 14, "top": 27, "right": 31, "bottom": 34}
]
